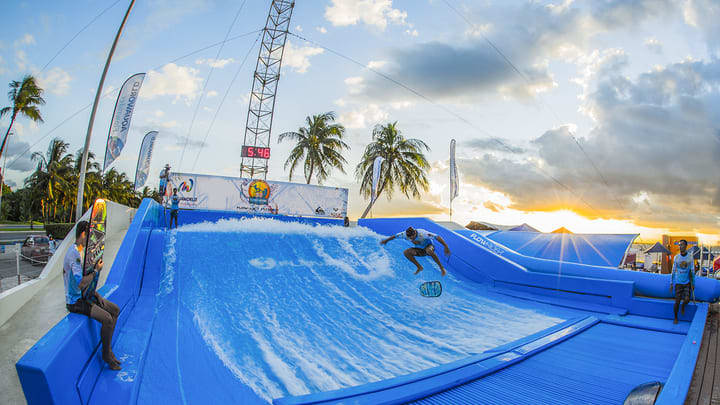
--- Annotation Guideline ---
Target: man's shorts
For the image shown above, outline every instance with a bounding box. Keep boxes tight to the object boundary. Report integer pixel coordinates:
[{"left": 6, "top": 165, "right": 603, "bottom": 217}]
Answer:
[
  {"left": 675, "top": 283, "right": 692, "bottom": 301},
  {"left": 170, "top": 210, "right": 178, "bottom": 218},
  {"left": 408, "top": 244, "right": 434, "bottom": 257}
]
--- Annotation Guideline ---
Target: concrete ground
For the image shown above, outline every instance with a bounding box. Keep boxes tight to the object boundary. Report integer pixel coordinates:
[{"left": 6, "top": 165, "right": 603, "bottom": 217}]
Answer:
[{"left": 0, "top": 231, "right": 125, "bottom": 405}]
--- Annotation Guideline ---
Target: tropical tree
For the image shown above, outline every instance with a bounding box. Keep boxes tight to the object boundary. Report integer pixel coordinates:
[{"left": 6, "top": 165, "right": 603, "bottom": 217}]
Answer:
[
  {"left": 278, "top": 111, "right": 349, "bottom": 184},
  {"left": 355, "top": 122, "right": 431, "bottom": 218},
  {"left": 25, "top": 138, "right": 74, "bottom": 222},
  {"left": 0, "top": 75, "right": 45, "bottom": 161}
]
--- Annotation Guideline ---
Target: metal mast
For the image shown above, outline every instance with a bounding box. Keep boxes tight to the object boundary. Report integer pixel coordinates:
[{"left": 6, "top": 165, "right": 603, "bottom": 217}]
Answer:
[{"left": 240, "top": 0, "right": 295, "bottom": 179}]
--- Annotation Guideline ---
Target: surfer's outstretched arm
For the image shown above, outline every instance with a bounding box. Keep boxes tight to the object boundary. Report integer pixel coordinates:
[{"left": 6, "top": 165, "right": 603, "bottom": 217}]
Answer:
[
  {"left": 380, "top": 235, "right": 397, "bottom": 245},
  {"left": 435, "top": 236, "right": 451, "bottom": 256}
]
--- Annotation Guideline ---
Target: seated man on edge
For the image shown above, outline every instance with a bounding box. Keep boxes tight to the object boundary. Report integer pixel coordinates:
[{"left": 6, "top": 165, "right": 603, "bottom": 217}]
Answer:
[
  {"left": 63, "top": 220, "right": 121, "bottom": 370},
  {"left": 380, "top": 226, "right": 451, "bottom": 276}
]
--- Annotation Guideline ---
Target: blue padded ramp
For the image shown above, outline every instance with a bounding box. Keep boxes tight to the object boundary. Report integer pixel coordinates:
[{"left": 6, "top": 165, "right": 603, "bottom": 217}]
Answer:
[
  {"left": 461, "top": 230, "right": 637, "bottom": 267},
  {"left": 410, "top": 322, "right": 684, "bottom": 404}
]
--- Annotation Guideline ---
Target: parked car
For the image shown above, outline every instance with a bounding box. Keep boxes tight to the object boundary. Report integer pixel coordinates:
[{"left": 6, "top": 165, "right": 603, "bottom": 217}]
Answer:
[{"left": 21, "top": 236, "right": 51, "bottom": 265}]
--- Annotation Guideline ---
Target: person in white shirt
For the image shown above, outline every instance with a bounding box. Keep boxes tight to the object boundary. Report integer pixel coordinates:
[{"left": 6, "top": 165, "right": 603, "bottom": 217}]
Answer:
[{"left": 380, "top": 227, "right": 451, "bottom": 276}]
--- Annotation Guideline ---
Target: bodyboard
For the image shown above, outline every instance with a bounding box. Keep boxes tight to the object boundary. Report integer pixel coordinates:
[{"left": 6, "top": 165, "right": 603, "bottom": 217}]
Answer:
[
  {"left": 419, "top": 280, "right": 442, "bottom": 297},
  {"left": 82, "top": 199, "right": 107, "bottom": 302}
]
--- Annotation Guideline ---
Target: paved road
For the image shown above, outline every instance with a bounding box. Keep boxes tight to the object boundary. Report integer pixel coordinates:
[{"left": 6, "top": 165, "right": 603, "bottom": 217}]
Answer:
[
  {"left": 0, "top": 230, "right": 46, "bottom": 242},
  {"left": 0, "top": 249, "right": 46, "bottom": 280}
]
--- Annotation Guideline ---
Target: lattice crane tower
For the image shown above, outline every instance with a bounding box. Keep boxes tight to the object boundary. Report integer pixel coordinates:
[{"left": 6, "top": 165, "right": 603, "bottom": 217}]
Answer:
[{"left": 240, "top": 0, "right": 295, "bottom": 179}]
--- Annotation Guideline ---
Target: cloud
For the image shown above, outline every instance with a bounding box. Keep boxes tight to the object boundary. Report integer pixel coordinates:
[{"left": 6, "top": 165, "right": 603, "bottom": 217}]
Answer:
[
  {"left": 461, "top": 57, "right": 720, "bottom": 230},
  {"left": 195, "top": 58, "right": 234, "bottom": 68},
  {"left": 282, "top": 41, "right": 324, "bottom": 74},
  {"left": 683, "top": 0, "right": 720, "bottom": 57},
  {"left": 206, "top": 90, "right": 218, "bottom": 98},
  {"left": 344, "top": 76, "right": 365, "bottom": 95},
  {"left": 143, "top": 63, "right": 202, "bottom": 103},
  {"left": 0, "top": 55, "right": 6, "bottom": 75},
  {"left": 13, "top": 33, "right": 35, "bottom": 47},
  {"left": 339, "top": 104, "right": 388, "bottom": 129},
  {"left": 37, "top": 67, "right": 72, "bottom": 95},
  {"left": 347, "top": 1, "right": 676, "bottom": 104},
  {"left": 465, "top": 137, "right": 525, "bottom": 154},
  {"left": 295, "top": 25, "right": 303, "bottom": 32},
  {"left": 325, "top": 0, "right": 408, "bottom": 30},
  {"left": 2, "top": 133, "right": 35, "bottom": 172},
  {"left": 316, "top": 26, "right": 327, "bottom": 34},
  {"left": 644, "top": 38, "right": 663, "bottom": 54},
  {"left": 15, "top": 49, "right": 28, "bottom": 70}
]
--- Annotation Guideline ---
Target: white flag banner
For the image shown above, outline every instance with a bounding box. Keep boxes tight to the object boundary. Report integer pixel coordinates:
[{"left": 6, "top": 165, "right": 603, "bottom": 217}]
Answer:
[
  {"left": 450, "top": 139, "right": 459, "bottom": 201},
  {"left": 134, "top": 131, "right": 157, "bottom": 190},
  {"left": 371, "top": 156, "right": 384, "bottom": 202},
  {"left": 168, "top": 172, "right": 349, "bottom": 218},
  {"left": 104, "top": 72, "right": 145, "bottom": 171}
]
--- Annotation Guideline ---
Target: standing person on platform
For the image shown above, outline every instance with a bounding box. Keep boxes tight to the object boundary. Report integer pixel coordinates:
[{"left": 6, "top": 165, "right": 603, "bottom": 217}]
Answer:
[
  {"left": 169, "top": 188, "right": 180, "bottom": 229},
  {"left": 63, "top": 221, "right": 121, "bottom": 370},
  {"left": 158, "top": 164, "right": 170, "bottom": 200},
  {"left": 670, "top": 239, "right": 695, "bottom": 324}
]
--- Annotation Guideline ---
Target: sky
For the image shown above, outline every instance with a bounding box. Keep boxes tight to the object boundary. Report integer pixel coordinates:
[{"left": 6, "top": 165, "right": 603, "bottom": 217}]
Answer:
[{"left": 1, "top": 0, "right": 719, "bottom": 243}]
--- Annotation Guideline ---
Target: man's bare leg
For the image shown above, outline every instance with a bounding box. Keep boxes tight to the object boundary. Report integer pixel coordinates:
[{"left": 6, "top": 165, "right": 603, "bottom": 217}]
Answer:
[
  {"left": 428, "top": 251, "right": 447, "bottom": 276},
  {"left": 404, "top": 249, "right": 423, "bottom": 274}
]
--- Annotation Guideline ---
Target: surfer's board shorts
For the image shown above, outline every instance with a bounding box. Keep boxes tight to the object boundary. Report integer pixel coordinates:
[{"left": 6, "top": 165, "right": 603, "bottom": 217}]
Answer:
[
  {"left": 408, "top": 244, "right": 434, "bottom": 257},
  {"left": 675, "top": 283, "right": 691, "bottom": 301}
]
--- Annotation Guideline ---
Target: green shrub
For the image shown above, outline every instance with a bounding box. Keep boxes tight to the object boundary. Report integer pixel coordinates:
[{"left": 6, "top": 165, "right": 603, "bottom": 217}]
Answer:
[{"left": 45, "top": 223, "right": 74, "bottom": 239}]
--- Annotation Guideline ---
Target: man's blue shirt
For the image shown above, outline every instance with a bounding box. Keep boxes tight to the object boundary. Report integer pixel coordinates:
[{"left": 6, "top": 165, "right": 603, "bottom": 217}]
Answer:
[
  {"left": 171, "top": 195, "right": 180, "bottom": 210},
  {"left": 63, "top": 245, "right": 84, "bottom": 304},
  {"left": 672, "top": 252, "right": 695, "bottom": 285}
]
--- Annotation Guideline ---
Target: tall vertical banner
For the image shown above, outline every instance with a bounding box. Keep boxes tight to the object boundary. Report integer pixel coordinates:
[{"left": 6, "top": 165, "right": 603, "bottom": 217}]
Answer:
[
  {"left": 449, "top": 139, "right": 459, "bottom": 217},
  {"left": 103, "top": 73, "right": 145, "bottom": 171},
  {"left": 371, "top": 156, "right": 384, "bottom": 203},
  {"left": 134, "top": 131, "right": 157, "bottom": 190}
]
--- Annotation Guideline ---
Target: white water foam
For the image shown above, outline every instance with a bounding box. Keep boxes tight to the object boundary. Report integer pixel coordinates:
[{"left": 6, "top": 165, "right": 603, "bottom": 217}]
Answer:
[
  {"left": 193, "top": 308, "right": 284, "bottom": 402},
  {"left": 176, "top": 217, "right": 381, "bottom": 239},
  {"left": 158, "top": 231, "right": 177, "bottom": 297}
]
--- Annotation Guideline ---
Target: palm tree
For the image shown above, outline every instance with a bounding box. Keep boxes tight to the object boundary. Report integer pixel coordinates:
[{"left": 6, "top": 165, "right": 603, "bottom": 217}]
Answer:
[
  {"left": 278, "top": 112, "right": 349, "bottom": 184},
  {"left": 0, "top": 75, "right": 45, "bottom": 162},
  {"left": 25, "top": 139, "right": 74, "bottom": 222},
  {"left": 355, "top": 122, "right": 431, "bottom": 218}
]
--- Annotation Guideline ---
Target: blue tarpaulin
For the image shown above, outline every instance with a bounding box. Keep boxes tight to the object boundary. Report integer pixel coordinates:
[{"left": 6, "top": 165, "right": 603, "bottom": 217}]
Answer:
[{"left": 477, "top": 230, "right": 638, "bottom": 267}]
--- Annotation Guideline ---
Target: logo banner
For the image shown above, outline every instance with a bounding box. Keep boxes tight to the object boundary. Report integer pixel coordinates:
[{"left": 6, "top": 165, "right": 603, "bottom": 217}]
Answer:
[
  {"left": 104, "top": 73, "right": 145, "bottom": 171},
  {"left": 371, "top": 156, "right": 384, "bottom": 203},
  {"left": 450, "top": 139, "right": 459, "bottom": 201},
  {"left": 134, "top": 131, "right": 157, "bottom": 190},
  {"left": 168, "top": 172, "right": 349, "bottom": 218}
]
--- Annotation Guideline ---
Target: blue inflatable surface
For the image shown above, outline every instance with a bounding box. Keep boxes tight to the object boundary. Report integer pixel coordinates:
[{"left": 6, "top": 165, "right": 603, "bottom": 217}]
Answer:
[
  {"left": 13, "top": 204, "right": 713, "bottom": 404},
  {"left": 474, "top": 230, "right": 638, "bottom": 267}
]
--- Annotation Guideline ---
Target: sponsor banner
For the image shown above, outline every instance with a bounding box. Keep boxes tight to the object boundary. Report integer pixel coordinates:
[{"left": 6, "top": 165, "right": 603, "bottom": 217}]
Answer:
[
  {"left": 104, "top": 73, "right": 145, "bottom": 171},
  {"left": 371, "top": 156, "right": 384, "bottom": 202},
  {"left": 168, "top": 172, "right": 348, "bottom": 218},
  {"left": 134, "top": 131, "right": 157, "bottom": 190},
  {"left": 450, "top": 139, "right": 459, "bottom": 201}
]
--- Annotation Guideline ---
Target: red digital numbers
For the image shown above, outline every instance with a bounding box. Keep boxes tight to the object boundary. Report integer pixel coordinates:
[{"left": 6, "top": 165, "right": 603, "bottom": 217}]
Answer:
[{"left": 242, "top": 146, "right": 270, "bottom": 159}]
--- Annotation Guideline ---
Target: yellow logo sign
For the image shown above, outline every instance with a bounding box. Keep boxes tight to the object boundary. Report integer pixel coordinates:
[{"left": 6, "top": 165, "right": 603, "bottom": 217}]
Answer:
[{"left": 248, "top": 180, "right": 270, "bottom": 204}]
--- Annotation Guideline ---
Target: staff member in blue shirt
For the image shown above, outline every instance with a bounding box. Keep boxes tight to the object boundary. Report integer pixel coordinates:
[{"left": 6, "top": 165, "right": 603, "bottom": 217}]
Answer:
[
  {"left": 63, "top": 221, "right": 121, "bottom": 370},
  {"left": 169, "top": 188, "right": 180, "bottom": 229},
  {"left": 380, "top": 226, "right": 451, "bottom": 276},
  {"left": 670, "top": 239, "right": 695, "bottom": 324}
]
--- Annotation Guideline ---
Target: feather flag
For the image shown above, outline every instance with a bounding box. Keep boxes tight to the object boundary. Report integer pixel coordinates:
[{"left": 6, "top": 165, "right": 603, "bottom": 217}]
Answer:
[
  {"left": 371, "top": 156, "right": 384, "bottom": 202},
  {"left": 103, "top": 73, "right": 145, "bottom": 171},
  {"left": 134, "top": 131, "right": 157, "bottom": 190}
]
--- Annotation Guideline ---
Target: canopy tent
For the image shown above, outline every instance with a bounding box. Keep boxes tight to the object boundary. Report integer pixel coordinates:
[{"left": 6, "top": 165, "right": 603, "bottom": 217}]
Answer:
[
  {"left": 508, "top": 223, "right": 540, "bottom": 232},
  {"left": 481, "top": 230, "right": 638, "bottom": 267},
  {"left": 690, "top": 246, "right": 715, "bottom": 261},
  {"left": 551, "top": 227, "right": 573, "bottom": 234},
  {"left": 644, "top": 242, "right": 670, "bottom": 255}
]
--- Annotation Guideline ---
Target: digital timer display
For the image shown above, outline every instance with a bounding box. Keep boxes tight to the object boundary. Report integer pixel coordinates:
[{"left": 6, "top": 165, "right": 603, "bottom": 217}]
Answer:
[{"left": 241, "top": 145, "right": 271, "bottom": 159}]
